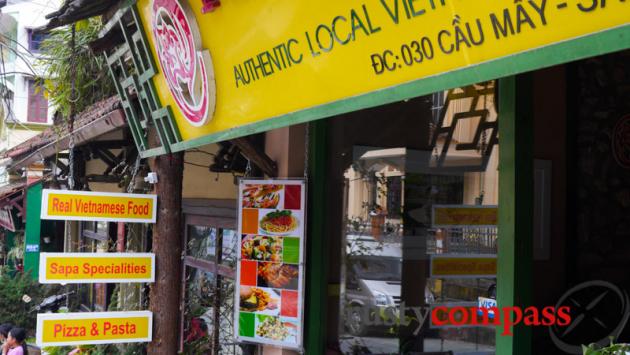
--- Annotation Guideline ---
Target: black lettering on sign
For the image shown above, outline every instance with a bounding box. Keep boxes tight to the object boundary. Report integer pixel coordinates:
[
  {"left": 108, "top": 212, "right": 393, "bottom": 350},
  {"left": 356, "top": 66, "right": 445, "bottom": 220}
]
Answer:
[{"left": 234, "top": 39, "right": 303, "bottom": 88}]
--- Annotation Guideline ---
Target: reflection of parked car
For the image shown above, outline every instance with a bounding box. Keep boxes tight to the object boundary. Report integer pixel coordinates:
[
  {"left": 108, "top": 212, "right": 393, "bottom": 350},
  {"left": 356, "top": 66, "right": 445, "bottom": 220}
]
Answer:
[
  {"left": 345, "top": 255, "right": 401, "bottom": 336},
  {"left": 344, "top": 236, "right": 434, "bottom": 336}
]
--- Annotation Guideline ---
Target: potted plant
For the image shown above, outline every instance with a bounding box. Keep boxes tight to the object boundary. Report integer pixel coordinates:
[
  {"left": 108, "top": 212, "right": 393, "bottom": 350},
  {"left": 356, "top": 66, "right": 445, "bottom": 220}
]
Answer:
[{"left": 583, "top": 339, "right": 630, "bottom": 355}]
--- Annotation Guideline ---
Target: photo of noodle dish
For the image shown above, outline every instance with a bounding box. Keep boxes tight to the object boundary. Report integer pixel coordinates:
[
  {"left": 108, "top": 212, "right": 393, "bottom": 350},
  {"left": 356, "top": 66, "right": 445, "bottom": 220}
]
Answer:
[
  {"left": 259, "top": 210, "right": 300, "bottom": 236},
  {"left": 243, "top": 184, "right": 283, "bottom": 208},
  {"left": 255, "top": 316, "right": 297, "bottom": 342},
  {"left": 241, "top": 235, "right": 283, "bottom": 262},
  {"left": 239, "top": 286, "right": 280, "bottom": 316}
]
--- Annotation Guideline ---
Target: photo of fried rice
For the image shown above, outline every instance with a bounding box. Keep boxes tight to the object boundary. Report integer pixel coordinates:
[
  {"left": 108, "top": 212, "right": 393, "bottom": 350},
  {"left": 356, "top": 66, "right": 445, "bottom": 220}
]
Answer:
[
  {"left": 243, "top": 184, "right": 283, "bottom": 208},
  {"left": 255, "top": 316, "right": 290, "bottom": 341},
  {"left": 259, "top": 210, "right": 298, "bottom": 235},
  {"left": 239, "top": 286, "right": 279, "bottom": 312}
]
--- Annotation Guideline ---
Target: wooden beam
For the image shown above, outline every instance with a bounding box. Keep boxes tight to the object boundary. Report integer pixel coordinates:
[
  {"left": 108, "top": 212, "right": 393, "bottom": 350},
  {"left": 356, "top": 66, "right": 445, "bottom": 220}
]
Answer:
[
  {"left": 50, "top": 159, "right": 69, "bottom": 176},
  {"left": 231, "top": 137, "right": 278, "bottom": 177},
  {"left": 8, "top": 196, "right": 25, "bottom": 216},
  {"left": 86, "top": 175, "right": 122, "bottom": 183},
  {"left": 86, "top": 140, "right": 132, "bottom": 149},
  {"left": 108, "top": 150, "right": 127, "bottom": 175},
  {"left": 9, "top": 109, "right": 127, "bottom": 173},
  {"left": 92, "top": 148, "right": 119, "bottom": 170}
]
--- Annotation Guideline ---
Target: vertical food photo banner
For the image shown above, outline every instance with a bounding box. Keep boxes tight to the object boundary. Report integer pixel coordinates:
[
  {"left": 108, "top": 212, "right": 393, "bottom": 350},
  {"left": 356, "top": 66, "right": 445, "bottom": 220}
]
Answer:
[{"left": 235, "top": 180, "right": 306, "bottom": 349}]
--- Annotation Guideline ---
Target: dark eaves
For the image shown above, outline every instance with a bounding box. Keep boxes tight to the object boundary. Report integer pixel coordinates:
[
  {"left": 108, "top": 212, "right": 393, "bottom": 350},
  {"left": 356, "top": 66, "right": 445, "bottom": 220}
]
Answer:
[{"left": 33, "top": 0, "right": 122, "bottom": 33}]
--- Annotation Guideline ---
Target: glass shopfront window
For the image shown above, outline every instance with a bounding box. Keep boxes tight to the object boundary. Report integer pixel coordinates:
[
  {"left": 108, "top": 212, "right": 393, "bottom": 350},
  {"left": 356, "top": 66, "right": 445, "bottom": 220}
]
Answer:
[
  {"left": 181, "top": 214, "right": 242, "bottom": 355},
  {"left": 326, "top": 82, "right": 499, "bottom": 354}
]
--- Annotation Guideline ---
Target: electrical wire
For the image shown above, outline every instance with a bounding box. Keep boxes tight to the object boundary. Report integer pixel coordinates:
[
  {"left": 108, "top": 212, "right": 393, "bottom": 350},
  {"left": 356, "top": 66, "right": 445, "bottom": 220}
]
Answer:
[
  {"left": 0, "top": 32, "right": 97, "bottom": 60},
  {"left": 27, "top": 0, "right": 57, "bottom": 29},
  {"left": 184, "top": 161, "right": 210, "bottom": 168},
  {"left": 187, "top": 148, "right": 216, "bottom": 157},
  {"left": 0, "top": 43, "right": 41, "bottom": 79},
  {"left": 0, "top": 71, "right": 39, "bottom": 76}
]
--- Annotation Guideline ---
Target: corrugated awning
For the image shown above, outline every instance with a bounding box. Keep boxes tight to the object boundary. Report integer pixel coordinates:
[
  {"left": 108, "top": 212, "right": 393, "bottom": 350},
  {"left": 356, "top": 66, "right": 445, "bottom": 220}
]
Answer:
[{"left": 3, "top": 96, "right": 126, "bottom": 173}]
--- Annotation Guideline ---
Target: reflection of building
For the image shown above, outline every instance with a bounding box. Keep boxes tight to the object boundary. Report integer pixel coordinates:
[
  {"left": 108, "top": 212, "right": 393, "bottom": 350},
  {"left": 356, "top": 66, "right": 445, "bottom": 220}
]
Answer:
[
  {"left": 332, "top": 91, "right": 499, "bottom": 353},
  {"left": 346, "top": 86, "right": 499, "bottom": 231}
]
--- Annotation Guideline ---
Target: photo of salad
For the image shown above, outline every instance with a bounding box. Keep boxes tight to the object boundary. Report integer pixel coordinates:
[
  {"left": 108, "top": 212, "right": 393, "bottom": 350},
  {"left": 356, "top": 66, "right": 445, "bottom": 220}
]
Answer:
[
  {"left": 241, "top": 235, "right": 283, "bottom": 262},
  {"left": 255, "top": 316, "right": 291, "bottom": 341},
  {"left": 259, "top": 210, "right": 299, "bottom": 235},
  {"left": 243, "top": 184, "right": 283, "bottom": 208}
]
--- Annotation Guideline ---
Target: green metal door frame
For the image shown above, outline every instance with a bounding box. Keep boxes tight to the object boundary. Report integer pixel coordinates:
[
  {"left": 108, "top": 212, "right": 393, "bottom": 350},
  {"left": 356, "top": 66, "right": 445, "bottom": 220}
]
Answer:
[
  {"left": 24, "top": 181, "right": 43, "bottom": 280},
  {"left": 305, "top": 120, "right": 329, "bottom": 354},
  {"left": 496, "top": 75, "right": 534, "bottom": 355}
]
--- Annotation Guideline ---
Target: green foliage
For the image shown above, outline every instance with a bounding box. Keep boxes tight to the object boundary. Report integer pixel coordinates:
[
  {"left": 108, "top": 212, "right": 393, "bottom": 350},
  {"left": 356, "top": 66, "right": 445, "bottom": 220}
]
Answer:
[
  {"left": 42, "top": 344, "right": 138, "bottom": 355},
  {"left": 106, "top": 285, "right": 147, "bottom": 354},
  {"left": 6, "top": 233, "right": 24, "bottom": 265},
  {"left": 42, "top": 346, "right": 74, "bottom": 355},
  {"left": 37, "top": 18, "right": 115, "bottom": 118},
  {"left": 183, "top": 335, "right": 211, "bottom": 354},
  {"left": 77, "top": 344, "right": 118, "bottom": 355},
  {"left": 0, "top": 267, "right": 43, "bottom": 330},
  {"left": 121, "top": 343, "right": 145, "bottom": 355},
  {"left": 44, "top": 344, "right": 123, "bottom": 355},
  {"left": 583, "top": 340, "right": 630, "bottom": 355}
]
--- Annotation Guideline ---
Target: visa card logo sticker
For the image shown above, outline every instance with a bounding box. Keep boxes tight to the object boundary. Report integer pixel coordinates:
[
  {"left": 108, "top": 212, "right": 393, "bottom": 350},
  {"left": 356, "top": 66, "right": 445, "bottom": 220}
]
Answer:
[{"left": 477, "top": 297, "right": 497, "bottom": 319}]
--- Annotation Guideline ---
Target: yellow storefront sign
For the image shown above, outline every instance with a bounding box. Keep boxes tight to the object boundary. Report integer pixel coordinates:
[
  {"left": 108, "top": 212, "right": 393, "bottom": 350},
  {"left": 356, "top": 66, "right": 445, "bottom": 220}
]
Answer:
[
  {"left": 430, "top": 255, "right": 497, "bottom": 278},
  {"left": 137, "top": 0, "right": 629, "bottom": 143},
  {"left": 39, "top": 253, "right": 155, "bottom": 284},
  {"left": 433, "top": 205, "right": 498, "bottom": 227},
  {"left": 41, "top": 190, "right": 157, "bottom": 223},
  {"left": 36, "top": 311, "right": 152, "bottom": 347}
]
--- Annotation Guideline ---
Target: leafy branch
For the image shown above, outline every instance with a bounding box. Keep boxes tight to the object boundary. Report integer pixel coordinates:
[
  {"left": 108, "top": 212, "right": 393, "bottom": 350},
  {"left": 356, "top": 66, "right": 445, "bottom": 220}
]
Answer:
[{"left": 36, "top": 18, "right": 115, "bottom": 119}]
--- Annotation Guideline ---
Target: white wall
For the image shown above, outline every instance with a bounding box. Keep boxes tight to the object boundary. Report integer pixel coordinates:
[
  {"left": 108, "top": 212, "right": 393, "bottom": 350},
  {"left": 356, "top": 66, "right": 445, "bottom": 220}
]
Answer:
[{"left": 0, "top": 0, "right": 60, "bottom": 135}]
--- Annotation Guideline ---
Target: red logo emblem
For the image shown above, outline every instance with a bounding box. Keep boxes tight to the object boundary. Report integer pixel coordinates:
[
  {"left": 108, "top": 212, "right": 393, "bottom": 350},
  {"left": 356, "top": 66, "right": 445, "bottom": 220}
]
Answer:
[{"left": 152, "top": 0, "right": 215, "bottom": 126}]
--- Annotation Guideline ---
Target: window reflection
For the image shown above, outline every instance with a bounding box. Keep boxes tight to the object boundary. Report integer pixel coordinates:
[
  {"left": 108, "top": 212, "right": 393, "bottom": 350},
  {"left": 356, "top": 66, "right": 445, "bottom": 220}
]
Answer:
[
  {"left": 182, "top": 222, "right": 242, "bottom": 355},
  {"left": 187, "top": 226, "right": 218, "bottom": 261},
  {"left": 96, "top": 221, "right": 108, "bottom": 234},
  {"left": 221, "top": 229, "right": 238, "bottom": 267},
  {"left": 335, "top": 83, "right": 498, "bottom": 354},
  {"left": 184, "top": 268, "right": 216, "bottom": 354}
]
